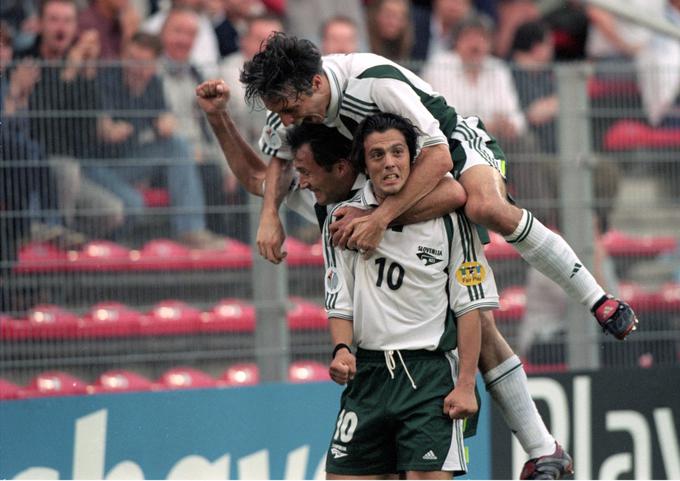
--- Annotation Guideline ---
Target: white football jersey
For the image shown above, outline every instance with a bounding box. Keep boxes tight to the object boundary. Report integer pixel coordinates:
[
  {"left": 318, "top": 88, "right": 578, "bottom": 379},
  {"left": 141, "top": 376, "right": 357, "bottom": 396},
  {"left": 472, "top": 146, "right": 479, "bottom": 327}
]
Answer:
[{"left": 322, "top": 181, "right": 499, "bottom": 352}]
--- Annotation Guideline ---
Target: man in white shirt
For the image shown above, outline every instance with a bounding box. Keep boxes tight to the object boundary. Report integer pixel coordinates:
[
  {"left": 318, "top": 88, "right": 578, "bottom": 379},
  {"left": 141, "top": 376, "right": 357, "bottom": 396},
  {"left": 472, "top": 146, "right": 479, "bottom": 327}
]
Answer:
[
  {"left": 323, "top": 112, "right": 491, "bottom": 478},
  {"left": 196, "top": 77, "right": 573, "bottom": 479}
]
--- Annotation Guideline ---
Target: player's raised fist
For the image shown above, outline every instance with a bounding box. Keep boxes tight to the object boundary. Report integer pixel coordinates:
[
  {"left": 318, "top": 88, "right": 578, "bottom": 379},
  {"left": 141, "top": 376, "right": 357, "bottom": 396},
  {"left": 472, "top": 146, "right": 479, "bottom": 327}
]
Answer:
[{"left": 195, "top": 79, "right": 231, "bottom": 114}]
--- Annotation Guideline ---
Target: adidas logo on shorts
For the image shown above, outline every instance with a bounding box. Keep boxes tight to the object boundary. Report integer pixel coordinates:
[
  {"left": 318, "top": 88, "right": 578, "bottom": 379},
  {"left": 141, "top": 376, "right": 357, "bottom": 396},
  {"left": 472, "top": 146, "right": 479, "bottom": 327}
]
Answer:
[{"left": 422, "top": 450, "right": 438, "bottom": 460}]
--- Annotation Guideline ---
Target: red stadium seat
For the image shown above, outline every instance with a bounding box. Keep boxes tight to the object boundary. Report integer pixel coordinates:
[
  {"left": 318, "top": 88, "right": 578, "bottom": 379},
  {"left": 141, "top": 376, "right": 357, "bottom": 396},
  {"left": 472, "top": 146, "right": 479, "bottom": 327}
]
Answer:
[
  {"left": 587, "top": 77, "right": 639, "bottom": 100},
  {"left": 523, "top": 361, "right": 567, "bottom": 374},
  {"left": 79, "top": 302, "right": 142, "bottom": 337},
  {"left": 484, "top": 232, "right": 520, "bottom": 261},
  {"left": 601, "top": 230, "right": 677, "bottom": 257},
  {"left": 25, "top": 304, "right": 81, "bottom": 338},
  {"left": 288, "top": 360, "right": 330, "bottom": 383},
  {"left": 158, "top": 367, "right": 217, "bottom": 390},
  {"left": 604, "top": 120, "right": 680, "bottom": 151},
  {"left": 17, "top": 371, "right": 89, "bottom": 398},
  {"left": 140, "top": 300, "right": 201, "bottom": 335},
  {"left": 139, "top": 187, "right": 170, "bottom": 207},
  {"left": 70, "top": 240, "right": 133, "bottom": 272},
  {"left": 287, "top": 297, "right": 328, "bottom": 330},
  {"left": 89, "top": 369, "right": 157, "bottom": 394},
  {"left": 190, "top": 238, "right": 253, "bottom": 269},
  {"left": 15, "top": 242, "right": 70, "bottom": 273},
  {"left": 133, "top": 239, "right": 193, "bottom": 270},
  {"left": 285, "top": 237, "right": 324, "bottom": 267},
  {"left": 219, "top": 363, "right": 260, "bottom": 387},
  {"left": 495, "top": 286, "right": 527, "bottom": 322},
  {"left": 0, "top": 378, "right": 21, "bottom": 400},
  {"left": 200, "top": 299, "right": 256, "bottom": 333},
  {"left": 618, "top": 282, "right": 657, "bottom": 314}
]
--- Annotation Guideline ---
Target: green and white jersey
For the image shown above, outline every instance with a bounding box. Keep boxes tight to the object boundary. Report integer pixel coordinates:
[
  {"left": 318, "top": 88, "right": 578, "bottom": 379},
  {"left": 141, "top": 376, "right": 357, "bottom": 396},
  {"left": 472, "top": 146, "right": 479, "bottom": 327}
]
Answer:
[
  {"left": 258, "top": 53, "right": 493, "bottom": 161},
  {"left": 322, "top": 181, "right": 499, "bottom": 352}
]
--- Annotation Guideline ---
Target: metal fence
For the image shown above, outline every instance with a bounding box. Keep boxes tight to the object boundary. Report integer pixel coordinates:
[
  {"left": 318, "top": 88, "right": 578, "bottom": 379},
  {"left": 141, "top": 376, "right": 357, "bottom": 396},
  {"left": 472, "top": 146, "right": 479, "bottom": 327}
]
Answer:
[{"left": 1, "top": 59, "right": 679, "bottom": 389}]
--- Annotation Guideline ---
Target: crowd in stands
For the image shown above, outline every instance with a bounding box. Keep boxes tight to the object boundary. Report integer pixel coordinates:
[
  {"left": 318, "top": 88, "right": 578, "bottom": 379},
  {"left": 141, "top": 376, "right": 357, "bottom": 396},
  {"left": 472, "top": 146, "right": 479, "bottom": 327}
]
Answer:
[{"left": 1, "top": 0, "right": 679, "bottom": 320}]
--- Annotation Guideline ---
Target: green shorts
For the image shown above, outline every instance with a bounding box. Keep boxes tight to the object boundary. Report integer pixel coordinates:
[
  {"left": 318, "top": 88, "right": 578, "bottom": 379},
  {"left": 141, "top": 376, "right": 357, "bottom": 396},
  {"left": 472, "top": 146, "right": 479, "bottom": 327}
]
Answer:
[{"left": 325, "top": 349, "right": 468, "bottom": 476}]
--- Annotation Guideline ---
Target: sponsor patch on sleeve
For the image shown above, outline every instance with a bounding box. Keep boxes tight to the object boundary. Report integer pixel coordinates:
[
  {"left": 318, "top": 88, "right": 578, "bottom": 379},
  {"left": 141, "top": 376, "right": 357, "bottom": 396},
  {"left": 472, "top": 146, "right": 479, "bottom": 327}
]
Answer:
[
  {"left": 262, "top": 125, "right": 282, "bottom": 150},
  {"left": 455, "top": 261, "right": 486, "bottom": 286},
  {"left": 325, "top": 266, "right": 342, "bottom": 294}
]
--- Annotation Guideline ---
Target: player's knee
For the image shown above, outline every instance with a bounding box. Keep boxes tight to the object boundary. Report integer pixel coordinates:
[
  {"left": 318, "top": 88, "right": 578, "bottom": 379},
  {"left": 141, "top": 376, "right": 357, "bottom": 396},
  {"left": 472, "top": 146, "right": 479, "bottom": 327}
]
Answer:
[{"left": 464, "top": 195, "right": 517, "bottom": 235}]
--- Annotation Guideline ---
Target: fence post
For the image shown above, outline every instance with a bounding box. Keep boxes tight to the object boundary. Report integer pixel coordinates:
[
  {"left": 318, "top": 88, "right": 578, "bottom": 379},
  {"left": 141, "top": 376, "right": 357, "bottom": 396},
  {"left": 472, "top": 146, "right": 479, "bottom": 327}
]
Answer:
[
  {"left": 248, "top": 196, "right": 290, "bottom": 382},
  {"left": 556, "top": 63, "right": 601, "bottom": 371}
]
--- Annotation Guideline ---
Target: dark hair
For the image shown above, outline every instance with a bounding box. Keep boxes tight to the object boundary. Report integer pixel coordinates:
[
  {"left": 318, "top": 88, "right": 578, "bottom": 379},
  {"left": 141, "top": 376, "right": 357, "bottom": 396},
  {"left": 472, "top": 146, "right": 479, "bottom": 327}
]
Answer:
[
  {"left": 286, "top": 123, "right": 353, "bottom": 172},
  {"left": 0, "top": 21, "right": 13, "bottom": 46},
  {"left": 240, "top": 32, "right": 323, "bottom": 108},
  {"left": 511, "top": 20, "right": 549, "bottom": 54},
  {"left": 452, "top": 13, "right": 494, "bottom": 45},
  {"left": 39, "top": 0, "right": 77, "bottom": 17},
  {"left": 128, "top": 31, "right": 163, "bottom": 56},
  {"left": 351, "top": 113, "right": 420, "bottom": 174}
]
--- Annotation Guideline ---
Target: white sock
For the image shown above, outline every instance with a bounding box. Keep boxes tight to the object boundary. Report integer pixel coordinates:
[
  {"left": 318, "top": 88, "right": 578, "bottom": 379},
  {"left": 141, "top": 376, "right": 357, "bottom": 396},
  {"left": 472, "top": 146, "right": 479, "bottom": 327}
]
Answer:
[
  {"left": 505, "top": 209, "right": 605, "bottom": 309},
  {"left": 484, "top": 355, "right": 555, "bottom": 458}
]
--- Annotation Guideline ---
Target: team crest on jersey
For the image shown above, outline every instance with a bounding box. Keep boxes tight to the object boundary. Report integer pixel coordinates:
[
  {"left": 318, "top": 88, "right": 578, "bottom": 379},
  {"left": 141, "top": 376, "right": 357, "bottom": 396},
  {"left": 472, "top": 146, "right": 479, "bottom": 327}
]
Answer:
[
  {"left": 262, "top": 125, "right": 282, "bottom": 149},
  {"left": 325, "top": 266, "right": 342, "bottom": 294},
  {"left": 455, "top": 261, "right": 486, "bottom": 286},
  {"left": 417, "top": 246, "right": 443, "bottom": 266}
]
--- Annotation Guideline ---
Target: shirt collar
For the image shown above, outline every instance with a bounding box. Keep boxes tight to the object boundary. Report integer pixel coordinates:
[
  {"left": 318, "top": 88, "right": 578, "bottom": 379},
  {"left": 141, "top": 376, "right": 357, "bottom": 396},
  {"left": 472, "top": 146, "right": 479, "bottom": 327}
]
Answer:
[{"left": 360, "top": 178, "right": 380, "bottom": 207}]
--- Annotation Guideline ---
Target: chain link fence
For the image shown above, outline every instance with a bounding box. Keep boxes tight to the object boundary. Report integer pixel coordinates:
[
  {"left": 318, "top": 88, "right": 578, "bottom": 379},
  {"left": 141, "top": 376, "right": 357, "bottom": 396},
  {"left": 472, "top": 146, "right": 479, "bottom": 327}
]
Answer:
[{"left": 1, "top": 59, "right": 679, "bottom": 391}]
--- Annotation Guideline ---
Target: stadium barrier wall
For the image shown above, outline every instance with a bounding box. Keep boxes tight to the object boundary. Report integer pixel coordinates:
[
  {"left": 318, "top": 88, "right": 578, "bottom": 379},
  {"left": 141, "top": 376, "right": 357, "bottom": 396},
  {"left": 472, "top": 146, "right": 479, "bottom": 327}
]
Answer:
[
  {"left": 491, "top": 366, "right": 680, "bottom": 479},
  {"left": 0, "top": 380, "right": 492, "bottom": 480}
]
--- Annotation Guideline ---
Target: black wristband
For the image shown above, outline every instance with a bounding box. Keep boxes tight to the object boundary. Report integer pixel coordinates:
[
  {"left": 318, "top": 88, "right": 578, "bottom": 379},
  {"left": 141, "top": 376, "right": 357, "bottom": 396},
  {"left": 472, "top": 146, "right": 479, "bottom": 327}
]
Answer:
[{"left": 332, "top": 343, "right": 351, "bottom": 359}]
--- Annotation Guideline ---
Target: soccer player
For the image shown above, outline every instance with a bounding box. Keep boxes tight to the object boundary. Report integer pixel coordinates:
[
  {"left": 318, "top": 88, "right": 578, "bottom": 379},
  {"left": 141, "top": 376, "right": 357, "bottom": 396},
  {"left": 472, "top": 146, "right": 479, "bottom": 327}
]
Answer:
[
  {"left": 196, "top": 78, "right": 573, "bottom": 479},
  {"left": 323, "top": 112, "right": 493, "bottom": 479}
]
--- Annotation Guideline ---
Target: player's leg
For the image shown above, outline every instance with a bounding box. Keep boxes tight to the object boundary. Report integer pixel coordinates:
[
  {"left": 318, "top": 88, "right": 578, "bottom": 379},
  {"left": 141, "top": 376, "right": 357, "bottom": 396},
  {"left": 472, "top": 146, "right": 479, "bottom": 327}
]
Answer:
[
  {"left": 458, "top": 161, "right": 636, "bottom": 339},
  {"left": 478, "top": 310, "right": 573, "bottom": 479}
]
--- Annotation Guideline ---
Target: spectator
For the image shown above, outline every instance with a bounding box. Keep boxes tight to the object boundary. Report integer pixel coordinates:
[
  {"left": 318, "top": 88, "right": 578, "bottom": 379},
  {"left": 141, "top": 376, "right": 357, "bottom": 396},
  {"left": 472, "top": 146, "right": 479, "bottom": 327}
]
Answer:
[
  {"left": 142, "top": 0, "right": 219, "bottom": 73},
  {"left": 91, "top": 32, "right": 226, "bottom": 249},
  {"left": 219, "top": 13, "right": 284, "bottom": 147},
  {"left": 158, "top": 7, "right": 242, "bottom": 238},
  {"left": 366, "top": 0, "right": 413, "bottom": 63},
  {"left": 0, "top": 0, "right": 39, "bottom": 51},
  {"left": 511, "top": 20, "right": 558, "bottom": 153},
  {"left": 422, "top": 15, "right": 526, "bottom": 142},
  {"left": 412, "top": 0, "right": 476, "bottom": 62},
  {"left": 542, "top": 1, "right": 588, "bottom": 61},
  {"left": 585, "top": 0, "right": 663, "bottom": 63},
  {"left": 493, "top": 0, "right": 539, "bottom": 59},
  {"left": 637, "top": 0, "right": 680, "bottom": 128},
  {"left": 211, "top": 0, "right": 268, "bottom": 58},
  {"left": 78, "top": 0, "right": 141, "bottom": 60},
  {"left": 1, "top": 22, "right": 50, "bottom": 260},
  {"left": 321, "top": 15, "right": 359, "bottom": 55},
  {"left": 17, "top": 0, "right": 124, "bottom": 238},
  {"left": 285, "top": 0, "right": 368, "bottom": 51}
]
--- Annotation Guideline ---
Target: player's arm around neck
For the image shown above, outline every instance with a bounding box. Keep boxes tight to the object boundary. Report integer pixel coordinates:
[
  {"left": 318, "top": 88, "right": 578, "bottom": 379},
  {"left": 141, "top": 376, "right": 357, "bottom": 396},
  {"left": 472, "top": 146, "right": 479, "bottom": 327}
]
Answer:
[
  {"left": 374, "top": 143, "right": 453, "bottom": 226},
  {"left": 394, "top": 175, "right": 467, "bottom": 225}
]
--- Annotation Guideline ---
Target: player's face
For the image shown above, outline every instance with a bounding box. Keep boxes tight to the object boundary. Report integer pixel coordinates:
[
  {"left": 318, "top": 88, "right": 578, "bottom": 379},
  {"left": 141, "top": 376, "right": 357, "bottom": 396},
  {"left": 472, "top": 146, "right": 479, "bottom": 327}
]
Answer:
[
  {"left": 293, "top": 143, "right": 348, "bottom": 205},
  {"left": 263, "top": 75, "right": 328, "bottom": 127},
  {"left": 363, "top": 128, "right": 411, "bottom": 201}
]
